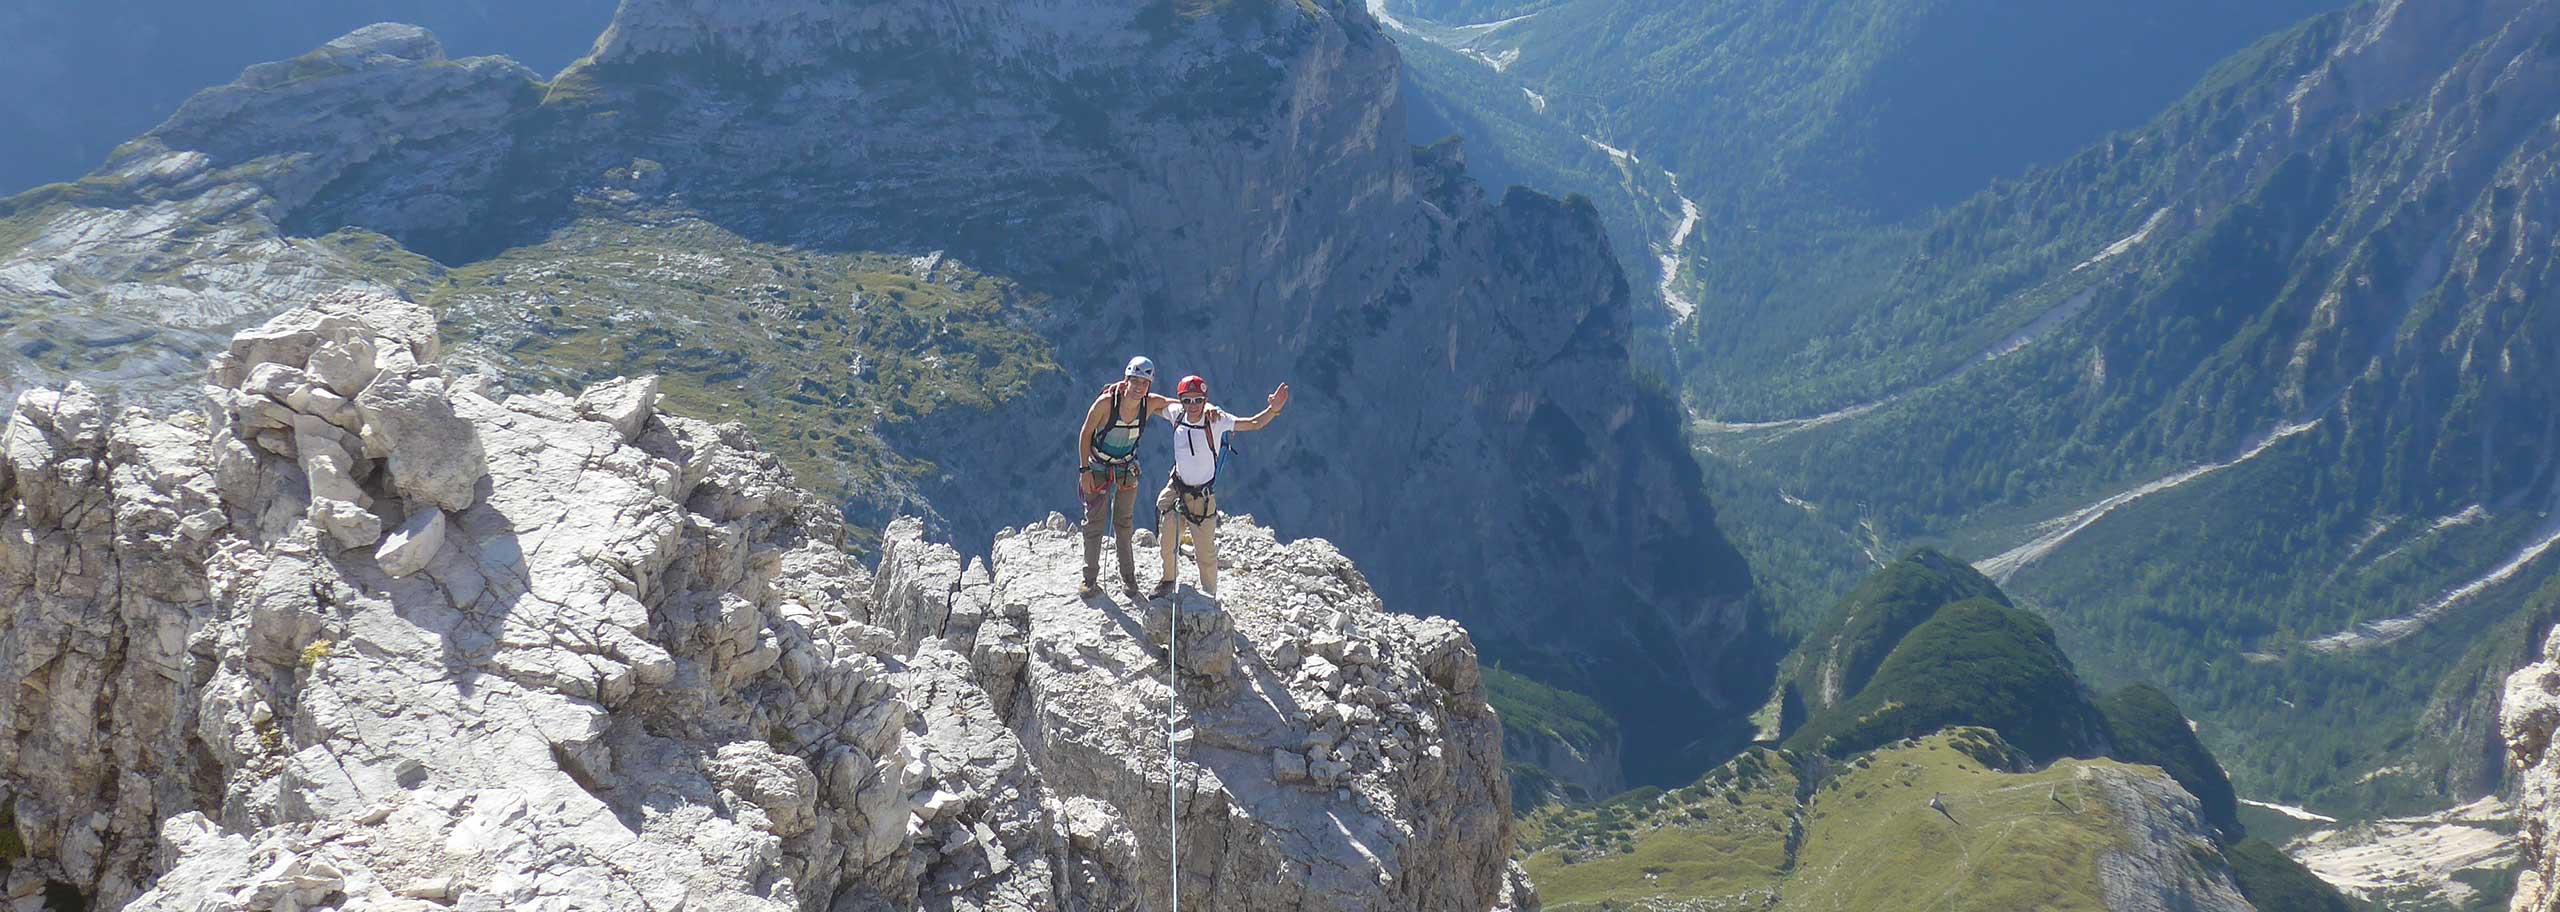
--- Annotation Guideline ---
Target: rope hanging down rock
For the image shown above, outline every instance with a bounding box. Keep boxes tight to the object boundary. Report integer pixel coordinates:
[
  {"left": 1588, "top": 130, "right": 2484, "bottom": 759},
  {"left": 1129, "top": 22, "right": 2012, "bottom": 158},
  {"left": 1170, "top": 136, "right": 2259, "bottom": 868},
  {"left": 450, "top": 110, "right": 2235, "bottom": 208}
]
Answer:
[{"left": 1167, "top": 593, "right": 1182, "bottom": 912}]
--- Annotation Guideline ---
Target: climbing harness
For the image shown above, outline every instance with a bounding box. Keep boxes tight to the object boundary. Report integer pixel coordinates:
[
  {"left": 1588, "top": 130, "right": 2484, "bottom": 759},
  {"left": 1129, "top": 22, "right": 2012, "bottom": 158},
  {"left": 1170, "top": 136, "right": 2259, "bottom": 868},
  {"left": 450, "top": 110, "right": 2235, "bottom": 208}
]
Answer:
[{"left": 1166, "top": 477, "right": 1216, "bottom": 525}]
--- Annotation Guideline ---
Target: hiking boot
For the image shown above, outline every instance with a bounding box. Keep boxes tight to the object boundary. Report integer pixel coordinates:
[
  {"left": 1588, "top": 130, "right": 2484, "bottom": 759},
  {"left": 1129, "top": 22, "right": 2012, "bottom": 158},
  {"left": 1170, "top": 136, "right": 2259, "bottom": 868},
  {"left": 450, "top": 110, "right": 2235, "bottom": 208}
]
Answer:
[
  {"left": 1079, "top": 575, "right": 1102, "bottom": 598},
  {"left": 1150, "top": 579, "right": 1177, "bottom": 600},
  {"left": 1122, "top": 575, "right": 1145, "bottom": 601}
]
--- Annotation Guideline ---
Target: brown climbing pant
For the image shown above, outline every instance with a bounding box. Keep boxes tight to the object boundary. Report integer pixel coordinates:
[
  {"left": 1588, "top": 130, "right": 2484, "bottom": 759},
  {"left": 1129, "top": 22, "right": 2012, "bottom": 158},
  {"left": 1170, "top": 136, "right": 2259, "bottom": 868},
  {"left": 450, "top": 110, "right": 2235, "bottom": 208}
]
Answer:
[
  {"left": 1156, "top": 479, "right": 1218, "bottom": 595},
  {"left": 1083, "top": 463, "right": 1142, "bottom": 588}
]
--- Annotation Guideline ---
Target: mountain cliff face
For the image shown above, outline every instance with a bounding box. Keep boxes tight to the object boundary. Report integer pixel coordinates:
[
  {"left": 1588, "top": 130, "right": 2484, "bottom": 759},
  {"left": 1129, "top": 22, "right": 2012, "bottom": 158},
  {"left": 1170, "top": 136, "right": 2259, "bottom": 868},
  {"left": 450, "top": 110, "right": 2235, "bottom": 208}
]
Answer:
[
  {"left": 0, "top": 293, "right": 1526, "bottom": 911},
  {"left": 0, "top": 1, "right": 617, "bottom": 196},
  {"left": 0, "top": 0, "right": 1760, "bottom": 786},
  {"left": 2505, "top": 620, "right": 2560, "bottom": 911}
]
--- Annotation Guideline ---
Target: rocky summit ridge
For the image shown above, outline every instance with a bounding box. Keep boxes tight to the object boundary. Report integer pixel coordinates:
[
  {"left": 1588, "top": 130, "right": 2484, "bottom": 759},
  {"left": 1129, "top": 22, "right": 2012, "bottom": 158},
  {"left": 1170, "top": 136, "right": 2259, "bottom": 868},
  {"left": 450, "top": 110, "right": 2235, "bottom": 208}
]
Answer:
[
  {"left": 0, "top": 0, "right": 1760, "bottom": 789},
  {"left": 0, "top": 292, "right": 1526, "bottom": 911}
]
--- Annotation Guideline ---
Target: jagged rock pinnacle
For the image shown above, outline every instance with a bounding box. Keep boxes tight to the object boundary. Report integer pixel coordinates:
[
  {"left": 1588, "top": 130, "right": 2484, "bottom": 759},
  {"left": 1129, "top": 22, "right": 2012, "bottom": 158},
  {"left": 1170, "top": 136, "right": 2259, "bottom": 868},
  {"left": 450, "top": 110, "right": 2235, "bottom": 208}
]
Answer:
[{"left": 0, "top": 291, "right": 1532, "bottom": 911}]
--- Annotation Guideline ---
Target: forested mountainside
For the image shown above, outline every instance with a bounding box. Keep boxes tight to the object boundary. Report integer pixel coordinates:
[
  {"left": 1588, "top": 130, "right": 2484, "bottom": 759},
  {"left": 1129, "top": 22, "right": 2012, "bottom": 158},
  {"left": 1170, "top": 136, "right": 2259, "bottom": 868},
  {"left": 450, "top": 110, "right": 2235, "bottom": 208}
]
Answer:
[
  {"left": 1392, "top": 0, "right": 2560, "bottom": 823},
  {"left": 1518, "top": 552, "right": 2354, "bottom": 912},
  {"left": 1396, "top": 0, "right": 2340, "bottom": 218}
]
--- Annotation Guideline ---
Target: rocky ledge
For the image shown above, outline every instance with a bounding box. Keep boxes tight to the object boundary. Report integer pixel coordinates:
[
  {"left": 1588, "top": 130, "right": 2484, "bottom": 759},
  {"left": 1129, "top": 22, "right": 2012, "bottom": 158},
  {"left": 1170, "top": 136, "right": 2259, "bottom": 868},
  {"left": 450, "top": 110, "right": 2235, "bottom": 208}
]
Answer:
[
  {"left": 0, "top": 292, "right": 1529, "bottom": 911},
  {"left": 2505, "top": 629, "right": 2560, "bottom": 912}
]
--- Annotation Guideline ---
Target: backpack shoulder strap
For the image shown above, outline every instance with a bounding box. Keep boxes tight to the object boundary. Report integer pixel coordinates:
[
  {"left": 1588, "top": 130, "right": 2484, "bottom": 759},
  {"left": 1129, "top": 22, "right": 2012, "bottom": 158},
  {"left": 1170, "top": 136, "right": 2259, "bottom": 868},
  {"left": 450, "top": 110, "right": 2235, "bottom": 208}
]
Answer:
[
  {"left": 1105, "top": 382, "right": 1139, "bottom": 425},
  {"left": 1199, "top": 408, "right": 1223, "bottom": 468}
]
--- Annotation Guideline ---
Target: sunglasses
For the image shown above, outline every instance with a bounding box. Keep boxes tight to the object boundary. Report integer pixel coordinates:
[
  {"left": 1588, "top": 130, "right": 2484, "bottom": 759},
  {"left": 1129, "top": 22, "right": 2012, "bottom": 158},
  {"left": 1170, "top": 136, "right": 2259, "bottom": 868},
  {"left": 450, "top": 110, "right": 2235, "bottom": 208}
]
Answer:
[{"left": 1180, "top": 396, "right": 1207, "bottom": 404}]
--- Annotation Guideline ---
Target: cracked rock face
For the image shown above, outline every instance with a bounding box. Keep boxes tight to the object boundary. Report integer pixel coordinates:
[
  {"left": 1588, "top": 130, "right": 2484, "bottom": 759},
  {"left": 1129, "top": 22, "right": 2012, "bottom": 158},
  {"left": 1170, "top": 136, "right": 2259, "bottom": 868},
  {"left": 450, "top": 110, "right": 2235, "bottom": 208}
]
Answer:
[
  {"left": 2506, "top": 628, "right": 2560, "bottom": 911},
  {"left": 0, "top": 293, "right": 1527, "bottom": 911},
  {"left": 867, "top": 515, "right": 1521, "bottom": 911},
  {"left": 1, "top": 0, "right": 1762, "bottom": 793}
]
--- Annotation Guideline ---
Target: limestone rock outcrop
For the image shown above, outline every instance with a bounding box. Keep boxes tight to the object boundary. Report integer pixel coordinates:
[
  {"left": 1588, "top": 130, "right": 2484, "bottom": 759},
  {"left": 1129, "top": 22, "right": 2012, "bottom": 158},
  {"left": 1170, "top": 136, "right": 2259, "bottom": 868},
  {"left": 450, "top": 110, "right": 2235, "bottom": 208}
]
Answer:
[
  {"left": 0, "top": 0, "right": 1764, "bottom": 792},
  {"left": 2506, "top": 629, "right": 2560, "bottom": 911},
  {"left": 0, "top": 293, "right": 1526, "bottom": 911},
  {"left": 866, "top": 515, "right": 1519, "bottom": 911}
]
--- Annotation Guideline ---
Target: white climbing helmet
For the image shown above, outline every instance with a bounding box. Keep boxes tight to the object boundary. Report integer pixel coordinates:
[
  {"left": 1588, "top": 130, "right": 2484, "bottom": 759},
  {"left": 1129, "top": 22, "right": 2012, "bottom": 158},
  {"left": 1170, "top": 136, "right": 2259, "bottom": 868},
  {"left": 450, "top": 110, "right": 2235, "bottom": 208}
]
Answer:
[{"left": 1124, "top": 356, "right": 1156, "bottom": 381}]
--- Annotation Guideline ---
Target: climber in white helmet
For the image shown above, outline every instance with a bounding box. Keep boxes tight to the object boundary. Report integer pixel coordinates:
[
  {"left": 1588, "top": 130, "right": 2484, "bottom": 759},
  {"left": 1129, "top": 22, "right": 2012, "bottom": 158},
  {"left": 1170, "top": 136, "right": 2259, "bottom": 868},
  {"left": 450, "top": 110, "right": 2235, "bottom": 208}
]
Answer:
[
  {"left": 1078, "top": 356, "right": 1178, "bottom": 599},
  {"left": 1150, "top": 374, "right": 1288, "bottom": 599}
]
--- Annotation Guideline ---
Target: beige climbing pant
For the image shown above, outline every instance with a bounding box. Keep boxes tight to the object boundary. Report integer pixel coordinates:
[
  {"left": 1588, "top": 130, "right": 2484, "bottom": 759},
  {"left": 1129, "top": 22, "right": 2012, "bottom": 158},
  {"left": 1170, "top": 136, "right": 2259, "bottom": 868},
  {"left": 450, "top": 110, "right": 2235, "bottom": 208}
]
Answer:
[
  {"left": 1156, "top": 479, "right": 1218, "bottom": 595},
  {"left": 1082, "top": 462, "right": 1142, "bottom": 587}
]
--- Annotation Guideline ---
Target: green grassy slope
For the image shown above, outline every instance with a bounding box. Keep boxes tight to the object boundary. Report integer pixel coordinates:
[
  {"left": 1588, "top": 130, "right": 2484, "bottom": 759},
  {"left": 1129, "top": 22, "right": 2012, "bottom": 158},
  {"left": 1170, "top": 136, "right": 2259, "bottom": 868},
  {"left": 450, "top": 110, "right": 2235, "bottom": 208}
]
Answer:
[
  {"left": 1525, "top": 729, "right": 2277, "bottom": 912},
  {"left": 1519, "top": 748, "right": 1802, "bottom": 909}
]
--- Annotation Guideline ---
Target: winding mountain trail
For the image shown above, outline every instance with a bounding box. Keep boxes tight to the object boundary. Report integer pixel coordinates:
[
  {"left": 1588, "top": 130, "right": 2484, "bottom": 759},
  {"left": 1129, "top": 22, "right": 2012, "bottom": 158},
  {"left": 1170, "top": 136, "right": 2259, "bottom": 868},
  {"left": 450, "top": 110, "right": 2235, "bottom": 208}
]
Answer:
[
  {"left": 1695, "top": 398, "right": 1891, "bottom": 435},
  {"left": 1974, "top": 418, "right": 2325, "bottom": 582},
  {"left": 1582, "top": 134, "right": 1638, "bottom": 165},
  {"left": 2071, "top": 208, "right": 2170, "bottom": 273},
  {"left": 1693, "top": 204, "right": 2168, "bottom": 435},
  {"left": 2304, "top": 495, "right": 2560, "bottom": 653},
  {"left": 1690, "top": 284, "right": 2101, "bottom": 437},
  {"left": 2241, "top": 799, "right": 2337, "bottom": 824}
]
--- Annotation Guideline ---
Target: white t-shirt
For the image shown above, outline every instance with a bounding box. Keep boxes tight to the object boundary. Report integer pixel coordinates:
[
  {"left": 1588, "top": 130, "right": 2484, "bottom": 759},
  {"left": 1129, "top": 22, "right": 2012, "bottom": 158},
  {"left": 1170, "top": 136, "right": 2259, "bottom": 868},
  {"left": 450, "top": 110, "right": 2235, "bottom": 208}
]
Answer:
[{"left": 1163, "top": 405, "right": 1238, "bottom": 486}]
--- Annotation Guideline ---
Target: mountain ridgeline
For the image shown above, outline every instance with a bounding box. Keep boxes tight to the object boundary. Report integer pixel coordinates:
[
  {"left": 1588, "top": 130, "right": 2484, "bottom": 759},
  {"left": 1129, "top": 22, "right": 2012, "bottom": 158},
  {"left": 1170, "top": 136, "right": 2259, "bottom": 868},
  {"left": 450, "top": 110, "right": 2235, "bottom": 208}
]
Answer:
[
  {"left": 0, "top": 294, "right": 1533, "bottom": 911},
  {"left": 1773, "top": 551, "right": 2241, "bottom": 835},
  {"left": 0, "top": 0, "right": 620, "bottom": 196}
]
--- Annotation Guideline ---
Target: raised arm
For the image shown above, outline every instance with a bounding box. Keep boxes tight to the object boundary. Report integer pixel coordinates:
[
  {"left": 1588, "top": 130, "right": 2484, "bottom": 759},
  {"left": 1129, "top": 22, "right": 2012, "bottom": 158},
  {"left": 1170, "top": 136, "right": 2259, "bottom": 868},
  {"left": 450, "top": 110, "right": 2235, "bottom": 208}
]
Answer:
[{"left": 1233, "top": 382, "right": 1289, "bottom": 432}]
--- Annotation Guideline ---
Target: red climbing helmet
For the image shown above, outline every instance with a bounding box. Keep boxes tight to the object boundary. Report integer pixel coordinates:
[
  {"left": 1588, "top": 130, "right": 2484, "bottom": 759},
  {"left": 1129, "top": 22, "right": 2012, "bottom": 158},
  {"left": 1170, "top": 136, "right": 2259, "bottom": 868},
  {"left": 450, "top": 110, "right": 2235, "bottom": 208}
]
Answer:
[{"left": 1175, "top": 375, "right": 1209, "bottom": 400}]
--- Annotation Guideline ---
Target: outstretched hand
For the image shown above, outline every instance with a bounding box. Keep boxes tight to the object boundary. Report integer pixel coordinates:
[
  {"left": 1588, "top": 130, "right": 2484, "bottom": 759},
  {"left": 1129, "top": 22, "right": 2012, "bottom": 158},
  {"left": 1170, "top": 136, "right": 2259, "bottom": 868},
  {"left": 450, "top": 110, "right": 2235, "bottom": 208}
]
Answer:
[{"left": 1268, "top": 383, "right": 1290, "bottom": 411}]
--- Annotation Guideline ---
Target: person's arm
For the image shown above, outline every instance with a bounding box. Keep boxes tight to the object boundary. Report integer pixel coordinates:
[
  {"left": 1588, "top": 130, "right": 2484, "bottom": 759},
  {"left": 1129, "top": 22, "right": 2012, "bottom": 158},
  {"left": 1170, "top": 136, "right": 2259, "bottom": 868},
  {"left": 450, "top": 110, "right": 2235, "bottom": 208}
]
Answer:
[{"left": 1233, "top": 383, "right": 1289, "bottom": 432}]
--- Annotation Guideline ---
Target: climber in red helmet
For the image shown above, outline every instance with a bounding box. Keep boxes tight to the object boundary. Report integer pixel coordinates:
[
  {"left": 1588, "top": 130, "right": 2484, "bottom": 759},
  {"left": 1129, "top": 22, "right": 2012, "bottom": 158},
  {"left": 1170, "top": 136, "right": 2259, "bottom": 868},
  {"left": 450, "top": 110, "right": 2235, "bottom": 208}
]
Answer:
[{"left": 1150, "top": 374, "right": 1289, "bottom": 599}]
